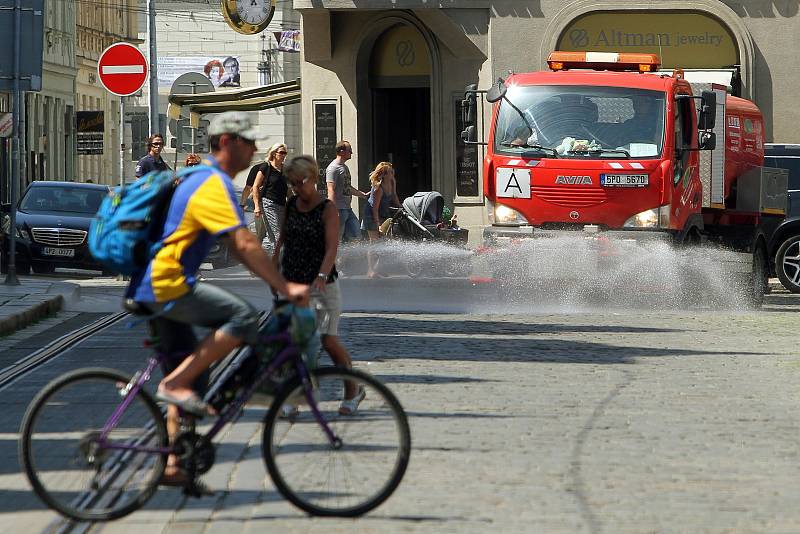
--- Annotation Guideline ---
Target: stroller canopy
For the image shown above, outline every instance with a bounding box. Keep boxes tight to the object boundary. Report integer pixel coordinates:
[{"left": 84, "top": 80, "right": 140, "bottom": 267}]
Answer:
[{"left": 402, "top": 191, "right": 444, "bottom": 225}]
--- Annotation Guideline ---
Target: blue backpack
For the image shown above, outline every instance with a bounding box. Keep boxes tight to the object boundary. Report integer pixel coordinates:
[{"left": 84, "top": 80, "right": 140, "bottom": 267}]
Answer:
[{"left": 89, "top": 165, "right": 209, "bottom": 275}]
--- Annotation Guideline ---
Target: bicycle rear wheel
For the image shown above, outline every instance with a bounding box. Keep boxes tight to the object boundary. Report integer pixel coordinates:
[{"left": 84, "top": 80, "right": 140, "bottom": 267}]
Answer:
[
  {"left": 19, "top": 368, "right": 168, "bottom": 521},
  {"left": 263, "top": 367, "right": 411, "bottom": 517}
]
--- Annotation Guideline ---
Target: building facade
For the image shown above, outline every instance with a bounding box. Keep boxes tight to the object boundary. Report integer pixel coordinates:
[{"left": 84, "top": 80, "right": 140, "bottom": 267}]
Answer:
[
  {"left": 294, "top": 0, "right": 800, "bottom": 239},
  {"left": 32, "top": 0, "right": 78, "bottom": 186},
  {"left": 75, "top": 0, "right": 140, "bottom": 186},
  {"left": 131, "top": 0, "right": 302, "bottom": 184}
]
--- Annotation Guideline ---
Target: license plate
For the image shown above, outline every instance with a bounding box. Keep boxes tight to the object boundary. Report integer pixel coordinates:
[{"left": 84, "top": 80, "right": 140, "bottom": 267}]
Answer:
[
  {"left": 601, "top": 174, "right": 649, "bottom": 187},
  {"left": 43, "top": 247, "right": 75, "bottom": 257}
]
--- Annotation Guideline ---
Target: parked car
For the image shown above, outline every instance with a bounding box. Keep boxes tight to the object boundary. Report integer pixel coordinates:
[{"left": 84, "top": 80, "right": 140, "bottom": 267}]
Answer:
[
  {"left": 765, "top": 143, "right": 800, "bottom": 292},
  {"left": 1, "top": 181, "right": 111, "bottom": 274}
]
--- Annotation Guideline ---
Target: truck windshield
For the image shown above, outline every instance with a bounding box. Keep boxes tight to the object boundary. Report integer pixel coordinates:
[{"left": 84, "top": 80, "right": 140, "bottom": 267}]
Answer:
[{"left": 494, "top": 85, "right": 666, "bottom": 159}]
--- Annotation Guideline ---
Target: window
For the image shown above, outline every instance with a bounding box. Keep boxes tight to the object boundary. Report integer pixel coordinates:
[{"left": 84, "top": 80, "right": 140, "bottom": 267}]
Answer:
[
  {"left": 494, "top": 85, "right": 666, "bottom": 158},
  {"left": 20, "top": 186, "right": 107, "bottom": 214}
]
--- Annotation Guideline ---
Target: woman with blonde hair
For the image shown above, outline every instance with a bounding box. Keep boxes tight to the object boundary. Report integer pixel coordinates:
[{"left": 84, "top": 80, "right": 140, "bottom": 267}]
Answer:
[
  {"left": 361, "top": 161, "right": 401, "bottom": 278},
  {"left": 252, "top": 142, "right": 290, "bottom": 255}
]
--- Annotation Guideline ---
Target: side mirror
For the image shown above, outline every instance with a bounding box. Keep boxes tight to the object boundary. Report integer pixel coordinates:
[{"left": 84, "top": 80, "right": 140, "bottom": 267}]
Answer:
[
  {"left": 486, "top": 78, "right": 507, "bottom": 103},
  {"left": 698, "top": 90, "right": 717, "bottom": 130},
  {"left": 463, "top": 83, "right": 477, "bottom": 126},
  {"left": 699, "top": 131, "right": 716, "bottom": 150},
  {"left": 460, "top": 125, "right": 477, "bottom": 143}
]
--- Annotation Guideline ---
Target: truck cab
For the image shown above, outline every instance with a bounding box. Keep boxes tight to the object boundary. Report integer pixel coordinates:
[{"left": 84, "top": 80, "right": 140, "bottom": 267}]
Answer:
[{"left": 462, "top": 51, "right": 786, "bottom": 306}]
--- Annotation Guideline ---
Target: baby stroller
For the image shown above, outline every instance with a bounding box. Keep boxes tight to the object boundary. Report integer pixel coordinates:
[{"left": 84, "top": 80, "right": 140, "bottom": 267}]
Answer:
[{"left": 383, "top": 191, "right": 472, "bottom": 277}]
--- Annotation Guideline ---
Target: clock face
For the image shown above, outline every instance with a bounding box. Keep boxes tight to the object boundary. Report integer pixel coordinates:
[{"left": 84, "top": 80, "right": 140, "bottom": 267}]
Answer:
[
  {"left": 237, "top": 0, "right": 270, "bottom": 25},
  {"left": 221, "top": 0, "right": 275, "bottom": 35}
]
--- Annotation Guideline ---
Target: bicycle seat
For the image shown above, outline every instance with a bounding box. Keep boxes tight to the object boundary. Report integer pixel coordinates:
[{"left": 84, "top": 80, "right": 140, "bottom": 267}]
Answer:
[{"left": 122, "top": 298, "right": 152, "bottom": 316}]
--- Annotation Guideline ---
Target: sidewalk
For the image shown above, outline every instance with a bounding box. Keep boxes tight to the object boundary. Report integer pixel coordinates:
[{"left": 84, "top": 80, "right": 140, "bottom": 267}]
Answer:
[{"left": 0, "top": 277, "right": 80, "bottom": 336}]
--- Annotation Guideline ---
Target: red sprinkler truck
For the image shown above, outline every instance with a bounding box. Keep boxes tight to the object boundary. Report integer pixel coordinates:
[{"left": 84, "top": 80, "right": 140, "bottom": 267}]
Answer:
[{"left": 461, "top": 51, "right": 788, "bottom": 306}]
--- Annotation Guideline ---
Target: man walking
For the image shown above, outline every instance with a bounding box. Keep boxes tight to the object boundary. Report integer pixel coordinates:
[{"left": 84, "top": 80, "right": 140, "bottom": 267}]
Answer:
[
  {"left": 135, "top": 133, "right": 171, "bottom": 178},
  {"left": 326, "top": 140, "right": 368, "bottom": 242}
]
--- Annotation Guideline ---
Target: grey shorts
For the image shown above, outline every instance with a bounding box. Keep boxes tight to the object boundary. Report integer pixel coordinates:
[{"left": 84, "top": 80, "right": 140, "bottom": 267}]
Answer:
[
  {"left": 311, "top": 280, "right": 342, "bottom": 337},
  {"left": 144, "top": 282, "right": 260, "bottom": 349}
]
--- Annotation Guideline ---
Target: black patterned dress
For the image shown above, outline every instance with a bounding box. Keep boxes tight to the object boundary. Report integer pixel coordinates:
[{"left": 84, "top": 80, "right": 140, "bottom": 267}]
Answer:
[{"left": 280, "top": 196, "right": 338, "bottom": 284}]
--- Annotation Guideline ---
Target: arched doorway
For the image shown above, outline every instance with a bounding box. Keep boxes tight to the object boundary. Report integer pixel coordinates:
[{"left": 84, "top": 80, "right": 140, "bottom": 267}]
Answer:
[{"left": 368, "top": 24, "right": 432, "bottom": 201}]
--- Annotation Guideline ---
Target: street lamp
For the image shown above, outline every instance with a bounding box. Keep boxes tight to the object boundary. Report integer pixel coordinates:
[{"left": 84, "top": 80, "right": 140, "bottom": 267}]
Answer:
[{"left": 257, "top": 34, "right": 272, "bottom": 86}]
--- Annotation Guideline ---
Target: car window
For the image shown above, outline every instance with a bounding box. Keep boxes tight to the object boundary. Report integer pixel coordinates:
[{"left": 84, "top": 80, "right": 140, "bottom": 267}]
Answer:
[
  {"left": 20, "top": 186, "right": 107, "bottom": 214},
  {"left": 764, "top": 156, "right": 800, "bottom": 190}
]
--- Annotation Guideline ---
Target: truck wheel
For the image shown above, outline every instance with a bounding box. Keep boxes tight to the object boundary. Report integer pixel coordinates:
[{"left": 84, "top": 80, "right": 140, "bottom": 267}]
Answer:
[
  {"left": 748, "top": 244, "right": 768, "bottom": 307},
  {"left": 775, "top": 235, "right": 800, "bottom": 293}
]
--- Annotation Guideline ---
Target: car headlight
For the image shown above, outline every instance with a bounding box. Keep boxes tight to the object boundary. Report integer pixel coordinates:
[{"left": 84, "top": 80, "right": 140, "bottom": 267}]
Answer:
[
  {"left": 623, "top": 204, "right": 671, "bottom": 228},
  {"left": 1, "top": 214, "right": 8, "bottom": 235},
  {"left": 494, "top": 204, "right": 529, "bottom": 226},
  {"left": 16, "top": 226, "right": 26, "bottom": 239}
]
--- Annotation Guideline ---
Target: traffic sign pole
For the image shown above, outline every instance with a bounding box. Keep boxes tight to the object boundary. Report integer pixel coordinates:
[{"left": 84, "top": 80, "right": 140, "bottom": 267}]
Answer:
[
  {"left": 4, "top": 0, "right": 21, "bottom": 286},
  {"left": 119, "top": 96, "right": 125, "bottom": 188}
]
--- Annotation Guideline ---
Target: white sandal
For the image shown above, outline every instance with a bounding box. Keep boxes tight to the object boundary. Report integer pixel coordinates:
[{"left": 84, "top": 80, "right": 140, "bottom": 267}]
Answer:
[{"left": 338, "top": 387, "right": 366, "bottom": 415}]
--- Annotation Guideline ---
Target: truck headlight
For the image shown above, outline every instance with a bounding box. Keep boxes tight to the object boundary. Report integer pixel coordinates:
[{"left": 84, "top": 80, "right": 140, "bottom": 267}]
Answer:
[
  {"left": 494, "top": 204, "right": 529, "bottom": 226},
  {"left": 623, "top": 204, "right": 671, "bottom": 228}
]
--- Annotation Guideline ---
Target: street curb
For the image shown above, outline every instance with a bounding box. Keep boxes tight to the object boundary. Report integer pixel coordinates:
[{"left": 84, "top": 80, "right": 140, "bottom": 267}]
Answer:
[{"left": 0, "top": 294, "right": 64, "bottom": 336}]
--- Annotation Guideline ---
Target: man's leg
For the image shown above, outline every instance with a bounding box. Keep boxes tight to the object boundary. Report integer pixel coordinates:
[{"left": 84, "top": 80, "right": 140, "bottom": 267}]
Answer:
[
  {"left": 155, "top": 283, "right": 260, "bottom": 403},
  {"left": 148, "top": 318, "right": 202, "bottom": 483},
  {"left": 337, "top": 208, "right": 349, "bottom": 242},
  {"left": 344, "top": 208, "right": 361, "bottom": 242}
]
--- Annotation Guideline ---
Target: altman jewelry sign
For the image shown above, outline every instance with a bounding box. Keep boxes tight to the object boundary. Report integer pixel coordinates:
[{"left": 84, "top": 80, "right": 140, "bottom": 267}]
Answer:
[{"left": 558, "top": 12, "right": 738, "bottom": 69}]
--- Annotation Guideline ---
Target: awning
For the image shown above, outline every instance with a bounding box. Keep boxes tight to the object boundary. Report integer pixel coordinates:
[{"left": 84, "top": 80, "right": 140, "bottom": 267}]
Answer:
[
  {"left": 167, "top": 78, "right": 301, "bottom": 125},
  {"left": 188, "top": 91, "right": 301, "bottom": 126}
]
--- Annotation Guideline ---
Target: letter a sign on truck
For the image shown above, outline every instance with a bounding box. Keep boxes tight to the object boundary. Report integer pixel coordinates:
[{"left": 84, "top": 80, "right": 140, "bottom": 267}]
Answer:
[{"left": 97, "top": 43, "right": 148, "bottom": 97}]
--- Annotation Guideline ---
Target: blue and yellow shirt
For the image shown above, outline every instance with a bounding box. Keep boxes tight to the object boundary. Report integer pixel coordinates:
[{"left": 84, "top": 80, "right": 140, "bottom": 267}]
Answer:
[{"left": 126, "top": 156, "right": 245, "bottom": 303}]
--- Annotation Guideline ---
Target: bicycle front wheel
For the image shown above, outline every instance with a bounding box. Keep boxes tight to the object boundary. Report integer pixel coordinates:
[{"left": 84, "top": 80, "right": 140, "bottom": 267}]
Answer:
[
  {"left": 263, "top": 367, "right": 411, "bottom": 517},
  {"left": 19, "top": 368, "right": 168, "bottom": 521}
]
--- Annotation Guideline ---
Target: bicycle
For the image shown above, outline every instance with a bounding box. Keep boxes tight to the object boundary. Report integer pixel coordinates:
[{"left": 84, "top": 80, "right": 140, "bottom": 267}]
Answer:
[{"left": 18, "top": 302, "right": 411, "bottom": 521}]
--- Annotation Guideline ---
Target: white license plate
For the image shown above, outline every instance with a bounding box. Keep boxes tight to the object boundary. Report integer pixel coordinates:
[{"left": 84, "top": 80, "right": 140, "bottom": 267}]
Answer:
[
  {"left": 601, "top": 174, "right": 649, "bottom": 187},
  {"left": 43, "top": 247, "right": 75, "bottom": 257}
]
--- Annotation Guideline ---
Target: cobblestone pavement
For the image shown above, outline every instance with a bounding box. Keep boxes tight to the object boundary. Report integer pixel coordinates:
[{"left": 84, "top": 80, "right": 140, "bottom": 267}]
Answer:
[{"left": 3, "top": 289, "right": 800, "bottom": 533}]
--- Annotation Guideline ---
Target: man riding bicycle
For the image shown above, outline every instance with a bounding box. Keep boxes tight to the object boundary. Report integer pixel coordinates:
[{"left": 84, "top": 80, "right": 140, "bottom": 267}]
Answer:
[{"left": 124, "top": 112, "right": 307, "bottom": 483}]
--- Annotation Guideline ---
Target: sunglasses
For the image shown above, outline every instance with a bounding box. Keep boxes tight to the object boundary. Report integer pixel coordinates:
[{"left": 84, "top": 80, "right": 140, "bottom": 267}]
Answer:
[
  {"left": 150, "top": 142, "right": 163, "bottom": 147},
  {"left": 289, "top": 176, "right": 311, "bottom": 188},
  {"left": 276, "top": 150, "right": 288, "bottom": 155}
]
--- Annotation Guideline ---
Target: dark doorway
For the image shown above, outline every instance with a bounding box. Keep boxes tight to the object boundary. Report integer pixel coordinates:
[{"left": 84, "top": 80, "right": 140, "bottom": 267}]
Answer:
[{"left": 371, "top": 88, "right": 431, "bottom": 202}]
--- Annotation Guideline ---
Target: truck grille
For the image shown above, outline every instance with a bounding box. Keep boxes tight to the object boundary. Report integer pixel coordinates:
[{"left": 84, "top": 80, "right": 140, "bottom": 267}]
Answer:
[
  {"left": 532, "top": 185, "right": 607, "bottom": 208},
  {"left": 31, "top": 228, "right": 87, "bottom": 246}
]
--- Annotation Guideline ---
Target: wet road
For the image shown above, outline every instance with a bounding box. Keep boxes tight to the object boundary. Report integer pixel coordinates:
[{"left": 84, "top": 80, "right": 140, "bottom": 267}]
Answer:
[{"left": 2, "top": 265, "right": 800, "bottom": 533}]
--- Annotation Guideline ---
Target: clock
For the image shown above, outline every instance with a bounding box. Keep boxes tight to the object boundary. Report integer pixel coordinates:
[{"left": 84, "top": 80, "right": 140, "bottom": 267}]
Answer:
[{"left": 221, "top": 0, "right": 276, "bottom": 35}]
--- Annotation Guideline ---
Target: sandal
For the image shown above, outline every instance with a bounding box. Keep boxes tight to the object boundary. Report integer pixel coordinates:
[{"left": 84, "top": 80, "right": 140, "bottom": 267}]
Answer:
[
  {"left": 339, "top": 387, "right": 366, "bottom": 415},
  {"left": 161, "top": 468, "right": 215, "bottom": 497},
  {"left": 155, "top": 389, "right": 209, "bottom": 418}
]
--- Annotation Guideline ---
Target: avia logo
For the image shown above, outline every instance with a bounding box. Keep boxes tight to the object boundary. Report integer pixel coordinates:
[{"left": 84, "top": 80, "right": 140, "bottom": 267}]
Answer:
[{"left": 555, "top": 175, "right": 593, "bottom": 185}]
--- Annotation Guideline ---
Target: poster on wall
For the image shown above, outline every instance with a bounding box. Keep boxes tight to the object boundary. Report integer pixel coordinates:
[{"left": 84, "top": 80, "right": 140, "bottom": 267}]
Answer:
[
  {"left": 274, "top": 30, "right": 301, "bottom": 52},
  {"left": 158, "top": 56, "right": 241, "bottom": 88},
  {"left": 313, "top": 100, "right": 338, "bottom": 191},
  {"left": 454, "top": 98, "right": 479, "bottom": 197},
  {"left": 76, "top": 111, "right": 104, "bottom": 155}
]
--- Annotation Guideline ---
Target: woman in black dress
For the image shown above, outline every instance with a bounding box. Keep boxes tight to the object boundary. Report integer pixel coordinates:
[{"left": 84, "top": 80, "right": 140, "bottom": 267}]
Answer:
[
  {"left": 252, "top": 143, "right": 289, "bottom": 255},
  {"left": 274, "top": 155, "right": 365, "bottom": 416}
]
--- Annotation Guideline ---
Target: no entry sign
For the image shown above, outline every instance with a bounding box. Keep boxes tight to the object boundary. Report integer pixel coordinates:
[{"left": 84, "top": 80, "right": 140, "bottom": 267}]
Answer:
[{"left": 97, "top": 43, "right": 148, "bottom": 97}]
